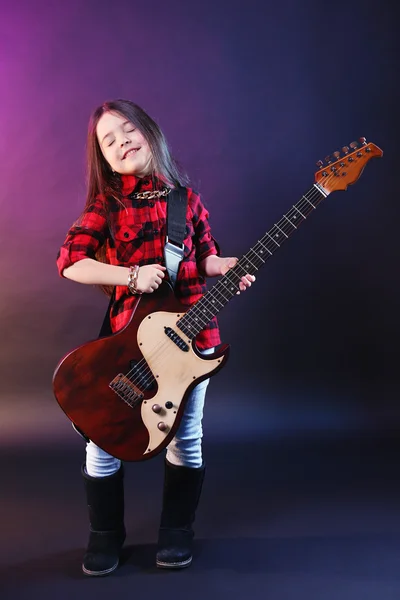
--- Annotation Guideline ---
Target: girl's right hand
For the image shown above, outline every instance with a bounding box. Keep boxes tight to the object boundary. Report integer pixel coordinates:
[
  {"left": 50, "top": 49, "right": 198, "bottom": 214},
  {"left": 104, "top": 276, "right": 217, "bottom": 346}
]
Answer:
[{"left": 136, "top": 264, "right": 166, "bottom": 293}]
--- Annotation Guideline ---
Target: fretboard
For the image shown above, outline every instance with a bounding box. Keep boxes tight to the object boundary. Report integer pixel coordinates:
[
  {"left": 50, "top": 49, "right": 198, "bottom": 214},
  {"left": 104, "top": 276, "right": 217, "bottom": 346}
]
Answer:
[{"left": 177, "top": 183, "right": 327, "bottom": 339}]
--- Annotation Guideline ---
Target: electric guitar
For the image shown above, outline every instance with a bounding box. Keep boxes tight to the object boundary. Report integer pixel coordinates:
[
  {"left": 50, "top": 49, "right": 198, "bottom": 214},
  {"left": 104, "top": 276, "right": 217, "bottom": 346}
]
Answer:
[{"left": 53, "top": 138, "right": 383, "bottom": 461}]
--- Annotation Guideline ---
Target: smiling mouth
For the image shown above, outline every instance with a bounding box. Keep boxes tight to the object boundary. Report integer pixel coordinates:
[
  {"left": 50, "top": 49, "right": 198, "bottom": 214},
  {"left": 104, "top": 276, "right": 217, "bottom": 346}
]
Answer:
[{"left": 122, "top": 148, "right": 140, "bottom": 160}]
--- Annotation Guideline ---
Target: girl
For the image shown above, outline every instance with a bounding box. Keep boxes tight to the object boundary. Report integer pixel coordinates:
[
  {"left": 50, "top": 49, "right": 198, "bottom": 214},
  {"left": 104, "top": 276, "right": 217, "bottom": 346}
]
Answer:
[{"left": 57, "top": 99, "right": 255, "bottom": 576}]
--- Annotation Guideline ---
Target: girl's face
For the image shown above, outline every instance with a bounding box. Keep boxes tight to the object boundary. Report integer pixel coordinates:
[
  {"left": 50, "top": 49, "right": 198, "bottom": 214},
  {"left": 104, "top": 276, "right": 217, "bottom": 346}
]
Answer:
[{"left": 96, "top": 111, "right": 152, "bottom": 177}]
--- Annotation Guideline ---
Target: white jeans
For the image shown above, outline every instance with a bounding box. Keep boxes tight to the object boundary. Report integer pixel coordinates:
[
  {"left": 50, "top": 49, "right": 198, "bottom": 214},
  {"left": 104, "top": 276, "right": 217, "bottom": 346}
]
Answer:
[{"left": 86, "top": 348, "right": 213, "bottom": 476}]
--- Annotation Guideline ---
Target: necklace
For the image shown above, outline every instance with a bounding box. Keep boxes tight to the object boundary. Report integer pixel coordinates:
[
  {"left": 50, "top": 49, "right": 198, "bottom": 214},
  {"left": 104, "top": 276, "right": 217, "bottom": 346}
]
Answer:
[{"left": 132, "top": 188, "right": 171, "bottom": 200}]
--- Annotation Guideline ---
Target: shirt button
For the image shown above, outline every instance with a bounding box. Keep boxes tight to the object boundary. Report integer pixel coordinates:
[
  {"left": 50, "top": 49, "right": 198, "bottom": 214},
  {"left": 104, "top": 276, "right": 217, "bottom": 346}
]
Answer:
[
  {"left": 149, "top": 202, "right": 154, "bottom": 208},
  {"left": 153, "top": 229, "right": 159, "bottom": 234},
  {"left": 124, "top": 232, "right": 130, "bottom": 238}
]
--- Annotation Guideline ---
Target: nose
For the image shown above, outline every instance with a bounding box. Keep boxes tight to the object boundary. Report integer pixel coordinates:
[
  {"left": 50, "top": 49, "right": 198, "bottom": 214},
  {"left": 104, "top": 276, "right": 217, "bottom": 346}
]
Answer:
[{"left": 120, "top": 139, "right": 130, "bottom": 147}]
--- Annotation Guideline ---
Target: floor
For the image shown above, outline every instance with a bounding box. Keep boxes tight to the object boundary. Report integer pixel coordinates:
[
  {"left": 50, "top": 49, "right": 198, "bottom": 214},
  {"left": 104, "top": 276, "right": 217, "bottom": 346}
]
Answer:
[{"left": 1, "top": 425, "right": 400, "bottom": 600}]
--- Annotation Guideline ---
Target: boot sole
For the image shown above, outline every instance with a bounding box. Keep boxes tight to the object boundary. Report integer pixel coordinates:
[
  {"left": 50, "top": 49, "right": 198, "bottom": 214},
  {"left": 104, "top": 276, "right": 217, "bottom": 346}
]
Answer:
[
  {"left": 82, "top": 560, "right": 119, "bottom": 576},
  {"left": 156, "top": 556, "right": 192, "bottom": 569}
]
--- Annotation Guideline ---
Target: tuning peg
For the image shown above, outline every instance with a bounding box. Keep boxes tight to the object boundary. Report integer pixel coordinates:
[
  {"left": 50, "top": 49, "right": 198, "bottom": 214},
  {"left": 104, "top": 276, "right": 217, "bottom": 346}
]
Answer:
[
  {"left": 332, "top": 151, "right": 341, "bottom": 160},
  {"left": 316, "top": 160, "right": 324, "bottom": 168},
  {"left": 342, "top": 146, "right": 349, "bottom": 154},
  {"left": 349, "top": 141, "right": 358, "bottom": 149},
  {"left": 359, "top": 137, "right": 367, "bottom": 145},
  {"left": 325, "top": 155, "right": 332, "bottom": 164}
]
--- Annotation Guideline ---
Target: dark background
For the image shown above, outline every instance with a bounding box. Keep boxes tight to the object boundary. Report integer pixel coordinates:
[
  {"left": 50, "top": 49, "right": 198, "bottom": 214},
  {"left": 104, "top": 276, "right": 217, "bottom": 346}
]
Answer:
[
  {"left": 1, "top": 0, "right": 397, "bottom": 440},
  {"left": 0, "top": 0, "right": 399, "bottom": 597}
]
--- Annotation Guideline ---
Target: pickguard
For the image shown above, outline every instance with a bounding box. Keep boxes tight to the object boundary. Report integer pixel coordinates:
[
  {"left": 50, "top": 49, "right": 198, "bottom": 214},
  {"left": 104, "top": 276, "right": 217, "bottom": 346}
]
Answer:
[{"left": 138, "top": 311, "right": 222, "bottom": 454}]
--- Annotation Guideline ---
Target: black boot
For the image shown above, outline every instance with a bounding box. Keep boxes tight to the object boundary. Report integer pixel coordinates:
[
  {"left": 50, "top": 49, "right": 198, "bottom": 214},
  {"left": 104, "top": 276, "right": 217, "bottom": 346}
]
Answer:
[
  {"left": 82, "top": 464, "right": 126, "bottom": 576},
  {"left": 156, "top": 459, "right": 205, "bottom": 569}
]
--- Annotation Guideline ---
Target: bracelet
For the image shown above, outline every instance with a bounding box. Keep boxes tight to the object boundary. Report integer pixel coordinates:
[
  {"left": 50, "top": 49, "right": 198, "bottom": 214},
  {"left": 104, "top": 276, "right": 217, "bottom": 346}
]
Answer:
[{"left": 127, "top": 265, "right": 142, "bottom": 295}]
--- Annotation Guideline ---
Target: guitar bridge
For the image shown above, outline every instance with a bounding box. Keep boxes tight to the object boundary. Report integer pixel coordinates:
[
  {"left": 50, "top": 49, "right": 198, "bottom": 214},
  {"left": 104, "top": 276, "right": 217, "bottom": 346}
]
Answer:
[{"left": 109, "top": 374, "right": 143, "bottom": 407}]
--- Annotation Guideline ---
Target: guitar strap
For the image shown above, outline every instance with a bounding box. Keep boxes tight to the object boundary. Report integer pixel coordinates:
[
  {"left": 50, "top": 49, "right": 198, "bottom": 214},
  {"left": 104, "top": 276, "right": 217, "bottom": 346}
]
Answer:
[
  {"left": 98, "top": 288, "right": 115, "bottom": 337},
  {"left": 164, "top": 186, "right": 187, "bottom": 288}
]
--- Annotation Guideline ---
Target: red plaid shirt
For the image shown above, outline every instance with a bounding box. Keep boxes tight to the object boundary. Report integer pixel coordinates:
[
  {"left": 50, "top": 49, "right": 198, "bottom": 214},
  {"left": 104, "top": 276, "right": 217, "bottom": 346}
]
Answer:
[{"left": 57, "top": 174, "right": 221, "bottom": 349}]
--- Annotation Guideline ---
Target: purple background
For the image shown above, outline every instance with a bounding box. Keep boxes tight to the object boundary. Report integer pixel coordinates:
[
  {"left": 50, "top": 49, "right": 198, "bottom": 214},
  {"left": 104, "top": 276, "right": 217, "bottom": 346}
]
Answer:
[{"left": 0, "top": 0, "right": 398, "bottom": 443}]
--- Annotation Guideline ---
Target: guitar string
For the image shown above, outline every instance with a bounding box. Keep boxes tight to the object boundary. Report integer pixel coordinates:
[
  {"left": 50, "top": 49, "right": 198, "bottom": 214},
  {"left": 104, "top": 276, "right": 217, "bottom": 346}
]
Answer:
[{"left": 115, "top": 152, "right": 364, "bottom": 401}]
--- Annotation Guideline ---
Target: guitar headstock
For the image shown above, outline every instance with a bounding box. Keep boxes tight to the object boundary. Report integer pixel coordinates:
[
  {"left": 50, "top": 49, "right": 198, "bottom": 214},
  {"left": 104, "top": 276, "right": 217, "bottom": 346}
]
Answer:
[{"left": 315, "top": 138, "right": 383, "bottom": 194}]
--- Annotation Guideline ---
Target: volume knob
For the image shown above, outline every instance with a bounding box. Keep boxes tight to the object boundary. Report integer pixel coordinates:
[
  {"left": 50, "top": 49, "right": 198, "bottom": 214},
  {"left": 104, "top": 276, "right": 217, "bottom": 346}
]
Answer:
[
  {"left": 152, "top": 404, "right": 162, "bottom": 414},
  {"left": 157, "top": 422, "right": 168, "bottom": 432}
]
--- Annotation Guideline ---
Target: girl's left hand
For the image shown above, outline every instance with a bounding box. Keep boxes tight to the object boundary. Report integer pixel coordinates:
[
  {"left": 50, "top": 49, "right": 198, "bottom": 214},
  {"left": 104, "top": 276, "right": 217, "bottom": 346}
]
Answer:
[{"left": 220, "top": 257, "right": 256, "bottom": 293}]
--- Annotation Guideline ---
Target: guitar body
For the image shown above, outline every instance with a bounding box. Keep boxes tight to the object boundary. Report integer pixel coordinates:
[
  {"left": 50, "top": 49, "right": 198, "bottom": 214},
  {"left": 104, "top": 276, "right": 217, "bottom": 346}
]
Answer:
[{"left": 53, "top": 282, "right": 229, "bottom": 461}]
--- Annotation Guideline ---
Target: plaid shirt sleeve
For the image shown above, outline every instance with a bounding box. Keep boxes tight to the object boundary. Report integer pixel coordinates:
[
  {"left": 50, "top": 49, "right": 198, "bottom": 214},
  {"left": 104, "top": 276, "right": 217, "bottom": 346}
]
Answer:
[
  {"left": 188, "top": 189, "right": 220, "bottom": 262},
  {"left": 56, "top": 197, "right": 108, "bottom": 277}
]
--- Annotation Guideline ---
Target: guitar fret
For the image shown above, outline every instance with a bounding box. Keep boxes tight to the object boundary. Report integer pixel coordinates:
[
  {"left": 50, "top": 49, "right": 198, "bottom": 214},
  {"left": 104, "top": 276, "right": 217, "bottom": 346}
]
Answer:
[
  {"left": 197, "top": 304, "right": 214, "bottom": 322},
  {"left": 207, "top": 291, "right": 225, "bottom": 309},
  {"left": 218, "top": 277, "right": 238, "bottom": 296},
  {"left": 203, "top": 293, "right": 225, "bottom": 314},
  {"left": 284, "top": 214, "right": 297, "bottom": 229},
  {"left": 240, "top": 255, "right": 259, "bottom": 271},
  {"left": 216, "top": 279, "right": 234, "bottom": 302},
  {"left": 187, "top": 303, "right": 211, "bottom": 323},
  {"left": 182, "top": 310, "right": 208, "bottom": 328},
  {"left": 275, "top": 223, "right": 289, "bottom": 238},
  {"left": 302, "top": 195, "right": 316, "bottom": 209},
  {"left": 293, "top": 204, "right": 307, "bottom": 219},
  {"left": 266, "top": 232, "right": 280, "bottom": 247},
  {"left": 248, "top": 247, "right": 266, "bottom": 265},
  {"left": 258, "top": 239, "right": 273, "bottom": 256}
]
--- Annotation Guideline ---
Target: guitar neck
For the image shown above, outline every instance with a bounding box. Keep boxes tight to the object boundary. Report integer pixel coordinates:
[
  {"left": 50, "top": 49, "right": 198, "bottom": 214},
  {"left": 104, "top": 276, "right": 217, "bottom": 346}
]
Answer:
[{"left": 177, "top": 183, "right": 328, "bottom": 340}]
